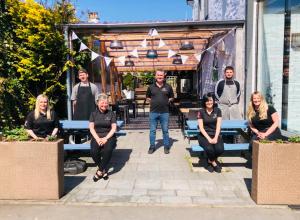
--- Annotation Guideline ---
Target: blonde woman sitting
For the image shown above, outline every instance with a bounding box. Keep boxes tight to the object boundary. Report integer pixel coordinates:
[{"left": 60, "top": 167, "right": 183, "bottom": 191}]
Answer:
[
  {"left": 89, "top": 93, "right": 117, "bottom": 181},
  {"left": 247, "top": 91, "right": 283, "bottom": 147},
  {"left": 25, "top": 94, "right": 59, "bottom": 139}
]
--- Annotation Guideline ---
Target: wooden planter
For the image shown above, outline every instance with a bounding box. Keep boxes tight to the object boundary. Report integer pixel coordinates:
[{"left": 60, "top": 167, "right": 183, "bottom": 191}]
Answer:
[
  {"left": 0, "top": 139, "right": 64, "bottom": 200},
  {"left": 251, "top": 140, "right": 300, "bottom": 204}
]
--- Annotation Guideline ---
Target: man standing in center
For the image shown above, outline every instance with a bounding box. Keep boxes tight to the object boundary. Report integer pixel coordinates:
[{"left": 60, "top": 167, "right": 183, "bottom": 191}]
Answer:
[
  {"left": 214, "top": 66, "right": 242, "bottom": 120},
  {"left": 146, "top": 70, "right": 174, "bottom": 154}
]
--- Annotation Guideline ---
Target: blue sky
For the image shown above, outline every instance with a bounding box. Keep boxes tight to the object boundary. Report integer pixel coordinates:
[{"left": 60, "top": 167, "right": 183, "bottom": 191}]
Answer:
[{"left": 72, "top": 0, "right": 192, "bottom": 22}]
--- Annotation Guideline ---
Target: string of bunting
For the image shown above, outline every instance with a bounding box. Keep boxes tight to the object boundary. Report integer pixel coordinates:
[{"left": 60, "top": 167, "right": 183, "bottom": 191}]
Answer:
[{"left": 70, "top": 27, "right": 236, "bottom": 67}]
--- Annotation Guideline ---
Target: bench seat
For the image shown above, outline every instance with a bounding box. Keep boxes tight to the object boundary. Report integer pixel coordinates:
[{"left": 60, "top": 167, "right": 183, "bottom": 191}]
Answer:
[
  {"left": 185, "top": 130, "right": 239, "bottom": 136},
  {"left": 64, "top": 130, "right": 126, "bottom": 150},
  {"left": 191, "top": 143, "right": 250, "bottom": 152}
]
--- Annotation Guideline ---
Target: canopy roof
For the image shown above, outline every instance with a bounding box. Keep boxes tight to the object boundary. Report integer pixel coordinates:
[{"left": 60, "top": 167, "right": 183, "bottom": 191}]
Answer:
[{"left": 66, "top": 20, "right": 244, "bottom": 72}]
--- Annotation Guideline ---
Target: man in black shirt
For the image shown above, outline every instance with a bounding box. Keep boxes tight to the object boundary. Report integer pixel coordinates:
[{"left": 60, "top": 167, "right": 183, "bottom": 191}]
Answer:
[{"left": 146, "top": 70, "right": 174, "bottom": 154}]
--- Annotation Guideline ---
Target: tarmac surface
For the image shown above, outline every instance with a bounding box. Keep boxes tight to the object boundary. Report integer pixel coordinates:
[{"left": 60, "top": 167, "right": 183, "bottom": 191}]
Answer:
[{"left": 1, "top": 129, "right": 299, "bottom": 219}]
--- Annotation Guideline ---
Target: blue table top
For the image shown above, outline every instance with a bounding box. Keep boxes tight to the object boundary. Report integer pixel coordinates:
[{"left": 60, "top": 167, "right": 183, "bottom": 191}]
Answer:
[
  {"left": 60, "top": 120, "right": 124, "bottom": 129},
  {"left": 186, "top": 120, "right": 248, "bottom": 130}
]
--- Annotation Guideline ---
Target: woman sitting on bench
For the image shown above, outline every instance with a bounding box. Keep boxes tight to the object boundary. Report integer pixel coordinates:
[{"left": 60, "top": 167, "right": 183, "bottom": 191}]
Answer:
[
  {"left": 247, "top": 91, "right": 284, "bottom": 147},
  {"left": 89, "top": 93, "right": 117, "bottom": 181},
  {"left": 197, "top": 93, "right": 224, "bottom": 173},
  {"left": 25, "top": 94, "right": 59, "bottom": 140}
]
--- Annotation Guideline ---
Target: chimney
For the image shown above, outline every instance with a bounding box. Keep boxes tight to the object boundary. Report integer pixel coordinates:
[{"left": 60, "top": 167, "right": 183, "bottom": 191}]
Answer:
[{"left": 88, "top": 12, "right": 99, "bottom": 23}]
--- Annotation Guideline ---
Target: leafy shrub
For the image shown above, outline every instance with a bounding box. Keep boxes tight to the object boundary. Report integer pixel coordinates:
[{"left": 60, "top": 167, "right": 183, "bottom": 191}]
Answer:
[{"left": 288, "top": 136, "right": 300, "bottom": 143}]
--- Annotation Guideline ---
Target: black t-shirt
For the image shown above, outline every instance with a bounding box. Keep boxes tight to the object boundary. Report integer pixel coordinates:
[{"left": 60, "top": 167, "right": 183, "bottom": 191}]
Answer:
[
  {"left": 89, "top": 109, "right": 116, "bottom": 137},
  {"left": 146, "top": 82, "right": 174, "bottom": 113},
  {"left": 24, "top": 111, "right": 59, "bottom": 138},
  {"left": 251, "top": 105, "right": 277, "bottom": 132},
  {"left": 197, "top": 107, "right": 222, "bottom": 135}
]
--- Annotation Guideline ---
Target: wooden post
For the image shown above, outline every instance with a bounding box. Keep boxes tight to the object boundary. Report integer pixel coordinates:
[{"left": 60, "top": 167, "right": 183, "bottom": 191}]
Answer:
[
  {"left": 109, "top": 62, "right": 116, "bottom": 105},
  {"left": 113, "top": 66, "right": 122, "bottom": 100},
  {"left": 99, "top": 41, "right": 107, "bottom": 93}
]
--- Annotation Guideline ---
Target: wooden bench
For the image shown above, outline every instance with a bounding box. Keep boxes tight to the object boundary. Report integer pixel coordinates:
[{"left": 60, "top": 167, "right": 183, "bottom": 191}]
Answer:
[{"left": 60, "top": 120, "right": 126, "bottom": 150}]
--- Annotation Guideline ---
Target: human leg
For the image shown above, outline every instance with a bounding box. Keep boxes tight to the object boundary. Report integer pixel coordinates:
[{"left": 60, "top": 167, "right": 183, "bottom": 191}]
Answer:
[
  {"left": 149, "top": 112, "right": 159, "bottom": 153},
  {"left": 160, "top": 113, "right": 170, "bottom": 153}
]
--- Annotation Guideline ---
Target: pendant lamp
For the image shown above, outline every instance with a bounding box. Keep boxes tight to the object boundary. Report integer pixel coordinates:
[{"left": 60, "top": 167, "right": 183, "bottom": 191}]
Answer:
[
  {"left": 180, "top": 41, "right": 194, "bottom": 50},
  {"left": 125, "top": 60, "right": 134, "bottom": 67},
  {"left": 172, "top": 55, "right": 182, "bottom": 64},
  {"left": 110, "top": 40, "right": 123, "bottom": 49},
  {"left": 146, "top": 49, "right": 158, "bottom": 59}
]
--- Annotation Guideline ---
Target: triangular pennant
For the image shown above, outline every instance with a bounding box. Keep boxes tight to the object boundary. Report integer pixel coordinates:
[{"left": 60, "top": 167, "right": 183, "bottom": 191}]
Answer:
[
  {"left": 158, "top": 39, "right": 166, "bottom": 48},
  {"left": 148, "top": 28, "right": 159, "bottom": 37},
  {"left": 91, "top": 51, "right": 100, "bottom": 61},
  {"left": 118, "top": 56, "right": 126, "bottom": 66},
  {"left": 141, "top": 39, "right": 147, "bottom": 48},
  {"left": 71, "top": 31, "right": 78, "bottom": 40},
  {"left": 104, "top": 56, "right": 112, "bottom": 66},
  {"left": 130, "top": 48, "right": 139, "bottom": 58},
  {"left": 79, "top": 42, "right": 88, "bottom": 51},
  {"left": 168, "top": 49, "right": 177, "bottom": 58},
  {"left": 180, "top": 55, "right": 189, "bottom": 64},
  {"left": 194, "top": 53, "right": 202, "bottom": 62},
  {"left": 207, "top": 47, "right": 214, "bottom": 53}
]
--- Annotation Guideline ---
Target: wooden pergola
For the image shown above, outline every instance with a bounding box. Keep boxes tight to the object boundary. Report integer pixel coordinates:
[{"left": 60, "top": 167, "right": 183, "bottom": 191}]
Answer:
[{"left": 65, "top": 20, "right": 244, "bottom": 118}]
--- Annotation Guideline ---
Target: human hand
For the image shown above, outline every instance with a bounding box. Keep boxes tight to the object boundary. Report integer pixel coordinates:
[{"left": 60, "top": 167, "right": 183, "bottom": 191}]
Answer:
[
  {"left": 211, "top": 137, "right": 218, "bottom": 144},
  {"left": 257, "top": 132, "right": 267, "bottom": 139}
]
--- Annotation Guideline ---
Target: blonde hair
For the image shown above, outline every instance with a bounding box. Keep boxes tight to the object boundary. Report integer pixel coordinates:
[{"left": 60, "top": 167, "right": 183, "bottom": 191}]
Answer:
[
  {"left": 246, "top": 91, "right": 268, "bottom": 122},
  {"left": 97, "top": 93, "right": 108, "bottom": 102},
  {"left": 34, "top": 94, "right": 51, "bottom": 120}
]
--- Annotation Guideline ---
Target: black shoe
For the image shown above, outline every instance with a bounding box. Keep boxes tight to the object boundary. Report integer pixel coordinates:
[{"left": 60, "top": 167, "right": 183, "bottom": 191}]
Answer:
[
  {"left": 213, "top": 164, "right": 222, "bottom": 173},
  {"left": 164, "top": 147, "right": 170, "bottom": 154},
  {"left": 206, "top": 164, "right": 214, "bottom": 173},
  {"left": 148, "top": 147, "right": 155, "bottom": 154}
]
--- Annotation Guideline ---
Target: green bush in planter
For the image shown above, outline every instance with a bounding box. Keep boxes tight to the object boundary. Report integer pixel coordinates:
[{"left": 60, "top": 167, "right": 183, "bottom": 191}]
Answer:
[{"left": 3, "top": 127, "right": 57, "bottom": 142}]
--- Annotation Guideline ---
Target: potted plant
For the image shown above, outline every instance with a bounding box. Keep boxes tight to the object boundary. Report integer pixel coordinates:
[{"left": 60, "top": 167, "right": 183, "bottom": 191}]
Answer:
[
  {"left": 122, "top": 73, "right": 135, "bottom": 99},
  {"left": 251, "top": 136, "right": 300, "bottom": 205},
  {"left": 0, "top": 127, "right": 64, "bottom": 200}
]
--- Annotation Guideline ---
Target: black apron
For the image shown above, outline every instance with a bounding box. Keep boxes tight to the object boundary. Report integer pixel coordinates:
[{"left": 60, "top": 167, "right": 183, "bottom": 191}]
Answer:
[{"left": 73, "top": 83, "right": 96, "bottom": 120}]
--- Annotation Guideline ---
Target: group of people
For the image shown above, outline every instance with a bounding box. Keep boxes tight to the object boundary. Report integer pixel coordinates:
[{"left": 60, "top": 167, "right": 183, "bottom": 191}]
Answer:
[
  {"left": 24, "top": 66, "right": 284, "bottom": 179},
  {"left": 196, "top": 66, "right": 283, "bottom": 173}
]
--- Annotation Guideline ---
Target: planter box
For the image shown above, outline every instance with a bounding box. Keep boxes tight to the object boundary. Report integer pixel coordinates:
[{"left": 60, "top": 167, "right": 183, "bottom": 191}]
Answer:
[
  {"left": 251, "top": 141, "right": 300, "bottom": 205},
  {"left": 0, "top": 139, "right": 64, "bottom": 200}
]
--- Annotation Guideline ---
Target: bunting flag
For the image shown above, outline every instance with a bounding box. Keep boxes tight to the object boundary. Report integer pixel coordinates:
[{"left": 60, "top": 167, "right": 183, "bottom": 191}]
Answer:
[
  {"left": 141, "top": 39, "right": 147, "bottom": 48},
  {"left": 207, "top": 47, "right": 215, "bottom": 54},
  {"left": 118, "top": 56, "right": 126, "bottom": 66},
  {"left": 79, "top": 42, "right": 88, "bottom": 51},
  {"left": 104, "top": 56, "right": 112, "bottom": 66},
  {"left": 180, "top": 55, "right": 189, "bottom": 64},
  {"left": 158, "top": 39, "right": 166, "bottom": 48},
  {"left": 91, "top": 51, "right": 100, "bottom": 61},
  {"left": 168, "top": 49, "right": 177, "bottom": 58},
  {"left": 148, "top": 28, "right": 159, "bottom": 37},
  {"left": 194, "top": 53, "right": 202, "bottom": 62},
  {"left": 71, "top": 31, "right": 78, "bottom": 40},
  {"left": 130, "top": 48, "right": 139, "bottom": 58}
]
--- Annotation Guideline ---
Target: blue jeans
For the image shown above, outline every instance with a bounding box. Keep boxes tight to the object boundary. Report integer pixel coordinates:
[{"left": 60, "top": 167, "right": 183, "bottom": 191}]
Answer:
[{"left": 149, "top": 112, "right": 170, "bottom": 148}]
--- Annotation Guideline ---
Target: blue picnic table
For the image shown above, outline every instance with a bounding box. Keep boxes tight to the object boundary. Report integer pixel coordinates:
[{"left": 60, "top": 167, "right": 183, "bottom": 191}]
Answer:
[
  {"left": 60, "top": 120, "right": 126, "bottom": 150},
  {"left": 185, "top": 119, "right": 250, "bottom": 152}
]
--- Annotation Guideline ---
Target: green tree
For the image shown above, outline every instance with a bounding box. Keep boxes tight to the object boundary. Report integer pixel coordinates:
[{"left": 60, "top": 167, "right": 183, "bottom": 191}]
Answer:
[{"left": 0, "top": 0, "right": 77, "bottom": 129}]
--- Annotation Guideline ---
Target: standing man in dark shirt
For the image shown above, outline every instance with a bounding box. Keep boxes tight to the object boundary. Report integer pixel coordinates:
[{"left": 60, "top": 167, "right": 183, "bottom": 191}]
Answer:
[
  {"left": 214, "top": 66, "right": 242, "bottom": 120},
  {"left": 146, "top": 70, "right": 174, "bottom": 154},
  {"left": 71, "top": 69, "right": 99, "bottom": 120}
]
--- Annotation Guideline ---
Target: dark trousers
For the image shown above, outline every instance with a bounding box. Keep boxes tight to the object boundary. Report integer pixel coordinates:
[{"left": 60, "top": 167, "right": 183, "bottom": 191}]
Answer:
[
  {"left": 197, "top": 134, "right": 224, "bottom": 161},
  {"left": 90, "top": 136, "right": 116, "bottom": 172}
]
